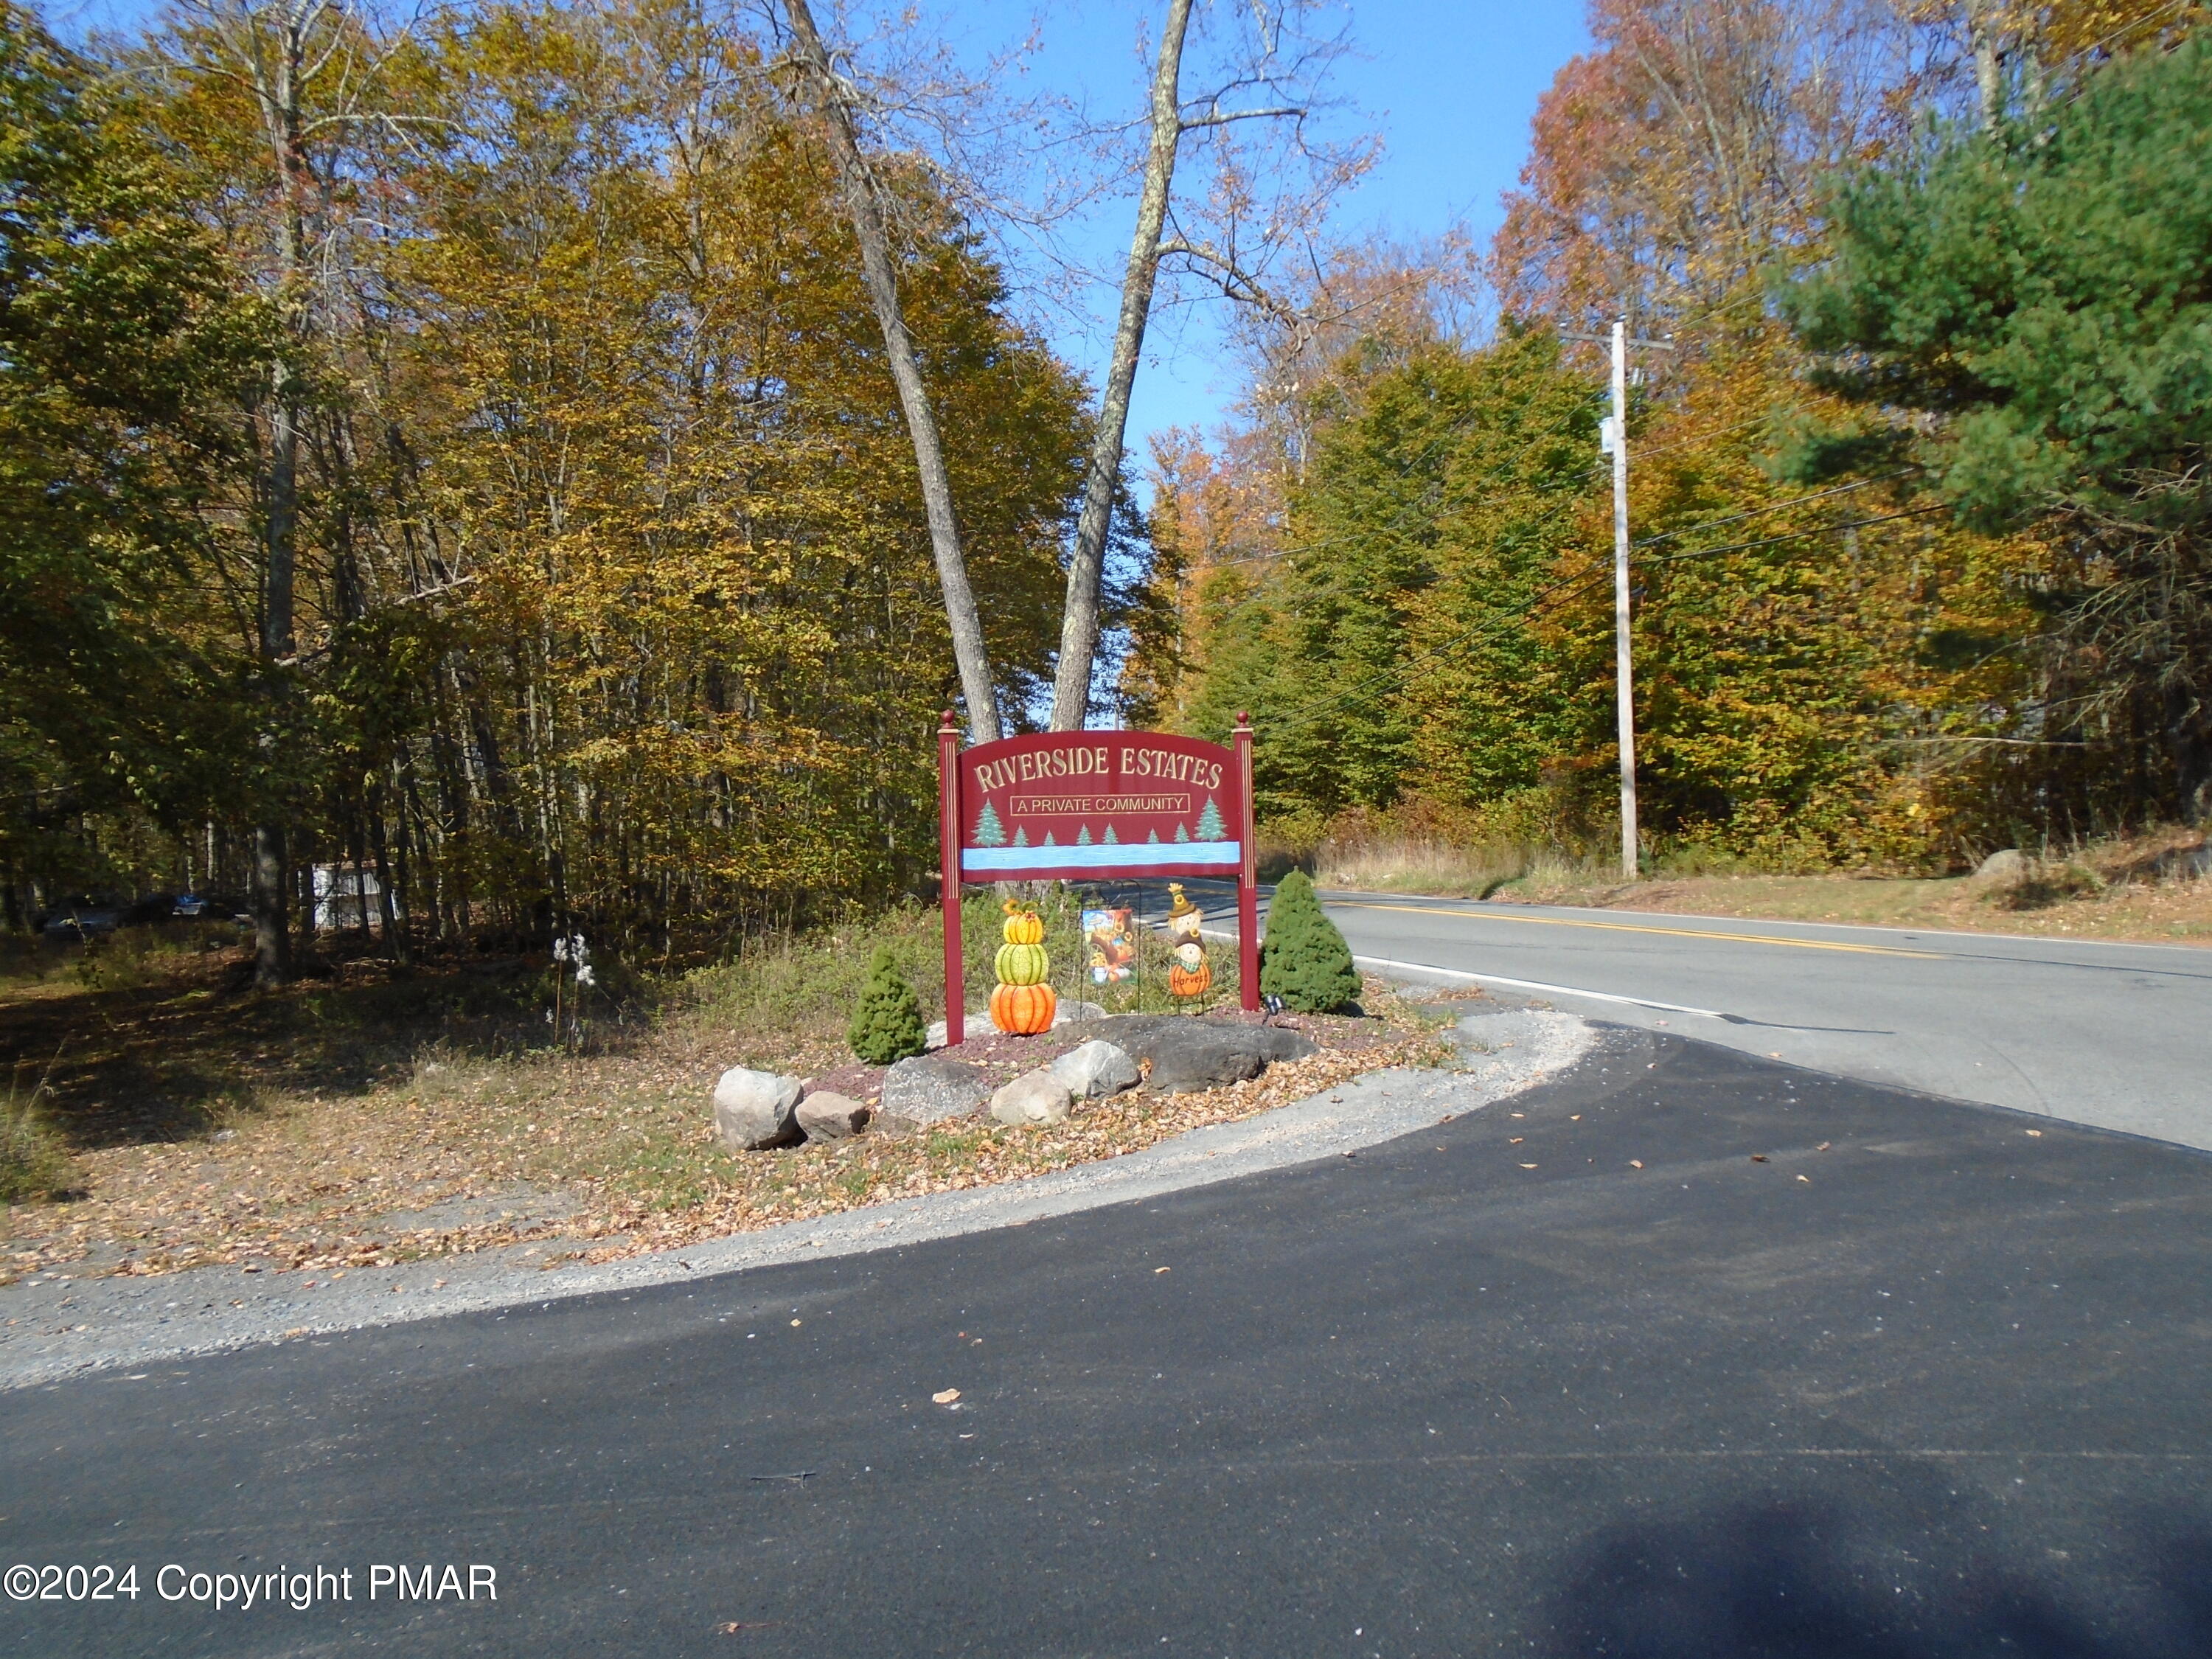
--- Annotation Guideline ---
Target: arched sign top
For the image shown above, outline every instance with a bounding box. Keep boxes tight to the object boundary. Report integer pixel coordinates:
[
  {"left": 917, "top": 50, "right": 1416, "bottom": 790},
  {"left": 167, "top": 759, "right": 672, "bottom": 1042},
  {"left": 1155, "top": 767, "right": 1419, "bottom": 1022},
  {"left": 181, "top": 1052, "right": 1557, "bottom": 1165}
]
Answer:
[
  {"left": 936, "top": 714, "right": 1259, "bottom": 1045},
  {"left": 956, "top": 730, "right": 1241, "bottom": 880}
]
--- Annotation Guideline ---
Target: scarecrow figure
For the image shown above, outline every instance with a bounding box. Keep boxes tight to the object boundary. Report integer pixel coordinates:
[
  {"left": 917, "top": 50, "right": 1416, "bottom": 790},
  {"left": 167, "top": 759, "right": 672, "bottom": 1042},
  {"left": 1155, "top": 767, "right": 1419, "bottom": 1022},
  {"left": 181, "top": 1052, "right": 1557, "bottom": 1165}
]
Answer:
[{"left": 1165, "top": 883, "right": 1211, "bottom": 1000}]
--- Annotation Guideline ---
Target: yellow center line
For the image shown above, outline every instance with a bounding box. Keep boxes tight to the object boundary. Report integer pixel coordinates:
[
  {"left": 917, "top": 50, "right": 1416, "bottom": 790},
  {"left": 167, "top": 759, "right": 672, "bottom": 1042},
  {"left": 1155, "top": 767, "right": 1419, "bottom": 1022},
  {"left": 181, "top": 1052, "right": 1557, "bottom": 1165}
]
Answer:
[{"left": 1327, "top": 900, "right": 1944, "bottom": 959}]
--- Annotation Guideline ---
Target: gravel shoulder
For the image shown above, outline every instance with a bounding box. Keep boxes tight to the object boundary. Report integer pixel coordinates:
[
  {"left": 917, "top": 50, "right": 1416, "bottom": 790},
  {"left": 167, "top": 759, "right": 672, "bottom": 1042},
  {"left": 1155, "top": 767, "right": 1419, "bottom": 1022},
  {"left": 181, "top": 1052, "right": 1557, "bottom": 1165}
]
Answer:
[{"left": 0, "top": 1007, "right": 1590, "bottom": 1389}]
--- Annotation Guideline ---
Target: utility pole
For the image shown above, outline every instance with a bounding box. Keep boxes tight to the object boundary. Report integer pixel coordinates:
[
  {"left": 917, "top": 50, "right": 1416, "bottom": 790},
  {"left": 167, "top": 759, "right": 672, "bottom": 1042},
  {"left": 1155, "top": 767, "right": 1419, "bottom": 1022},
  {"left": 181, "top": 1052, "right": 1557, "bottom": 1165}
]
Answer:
[
  {"left": 1607, "top": 320, "right": 1637, "bottom": 882},
  {"left": 1569, "top": 320, "right": 1672, "bottom": 880}
]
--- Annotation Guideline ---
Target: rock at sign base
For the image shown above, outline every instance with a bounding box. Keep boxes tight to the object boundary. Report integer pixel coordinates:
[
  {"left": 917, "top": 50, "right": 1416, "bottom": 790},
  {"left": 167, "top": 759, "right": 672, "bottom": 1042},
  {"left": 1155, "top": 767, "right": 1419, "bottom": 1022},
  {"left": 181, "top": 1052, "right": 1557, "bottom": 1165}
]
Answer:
[
  {"left": 796, "top": 1090, "right": 871, "bottom": 1141},
  {"left": 925, "top": 1010, "right": 992, "bottom": 1050},
  {"left": 879, "top": 1054, "right": 992, "bottom": 1133},
  {"left": 927, "top": 1001, "right": 1110, "bottom": 1048},
  {"left": 713, "top": 1067, "right": 803, "bottom": 1151},
  {"left": 1064, "top": 1015, "right": 1318, "bottom": 1095},
  {"left": 1048, "top": 1040, "right": 1141, "bottom": 1101},
  {"left": 990, "top": 1067, "right": 1073, "bottom": 1127}
]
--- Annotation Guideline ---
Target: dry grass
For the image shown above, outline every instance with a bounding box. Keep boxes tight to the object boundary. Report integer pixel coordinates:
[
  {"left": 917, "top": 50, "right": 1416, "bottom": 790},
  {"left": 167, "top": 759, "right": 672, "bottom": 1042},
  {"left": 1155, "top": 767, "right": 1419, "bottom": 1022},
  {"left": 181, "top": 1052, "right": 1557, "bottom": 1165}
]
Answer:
[
  {"left": 1317, "top": 825, "right": 2212, "bottom": 946},
  {"left": 0, "top": 1085, "right": 76, "bottom": 1205},
  {"left": 0, "top": 916, "right": 1442, "bottom": 1285},
  {"left": 1316, "top": 838, "right": 1599, "bottom": 900},
  {"left": 1493, "top": 869, "right": 2212, "bottom": 943}
]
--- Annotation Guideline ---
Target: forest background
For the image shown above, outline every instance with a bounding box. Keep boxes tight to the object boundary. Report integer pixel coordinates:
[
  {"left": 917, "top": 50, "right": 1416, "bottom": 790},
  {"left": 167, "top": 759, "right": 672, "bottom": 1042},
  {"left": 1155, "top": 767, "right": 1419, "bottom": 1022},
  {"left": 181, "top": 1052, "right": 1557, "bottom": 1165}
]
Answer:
[{"left": 4, "top": 0, "right": 2211, "bottom": 984}]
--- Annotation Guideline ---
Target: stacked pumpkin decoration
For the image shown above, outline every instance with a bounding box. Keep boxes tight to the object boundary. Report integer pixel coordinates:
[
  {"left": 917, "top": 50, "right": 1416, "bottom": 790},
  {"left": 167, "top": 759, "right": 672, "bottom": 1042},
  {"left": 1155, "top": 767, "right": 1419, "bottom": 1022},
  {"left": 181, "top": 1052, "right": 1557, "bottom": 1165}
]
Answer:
[{"left": 991, "top": 900, "right": 1057, "bottom": 1034}]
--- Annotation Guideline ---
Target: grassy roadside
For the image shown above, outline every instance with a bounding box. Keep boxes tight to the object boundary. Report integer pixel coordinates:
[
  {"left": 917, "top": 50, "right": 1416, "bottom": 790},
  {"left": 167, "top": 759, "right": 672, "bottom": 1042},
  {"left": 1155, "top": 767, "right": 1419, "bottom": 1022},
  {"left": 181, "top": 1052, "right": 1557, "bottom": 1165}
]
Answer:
[
  {"left": 0, "top": 908, "right": 1447, "bottom": 1287},
  {"left": 1314, "top": 827, "right": 2212, "bottom": 946},
  {"left": 1479, "top": 872, "right": 2212, "bottom": 943}
]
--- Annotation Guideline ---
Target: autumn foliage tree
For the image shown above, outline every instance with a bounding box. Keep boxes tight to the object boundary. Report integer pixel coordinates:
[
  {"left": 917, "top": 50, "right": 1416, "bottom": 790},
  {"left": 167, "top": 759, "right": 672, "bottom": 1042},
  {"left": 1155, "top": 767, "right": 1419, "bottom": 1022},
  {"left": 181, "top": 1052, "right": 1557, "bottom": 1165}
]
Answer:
[
  {"left": 1, "top": 0, "right": 1093, "bottom": 958},
  {"left": 1141, "top": 0, "right": 2209, "bottom": 869}
]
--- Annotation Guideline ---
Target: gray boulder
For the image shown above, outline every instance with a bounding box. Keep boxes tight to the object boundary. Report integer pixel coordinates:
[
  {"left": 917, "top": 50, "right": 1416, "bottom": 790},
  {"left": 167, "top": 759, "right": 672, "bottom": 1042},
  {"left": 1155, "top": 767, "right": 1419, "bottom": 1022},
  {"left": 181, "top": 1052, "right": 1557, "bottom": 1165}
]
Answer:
[
  {"left": 1062, "top": 1014, "right": 1318, "bottom": 1095},
  {"left": 796, "top": 1090, "right": 871, "bottom": 1141},
  {"left": 990, "top": 1068, "right": 1073, "bottom": 1127},
  {"left": 924, "top": 1009, "right": 991, "bottom": 1050},
  {"left": 1048, "top": 1039, "right": 1141, "bottom": 1101},
  {"left": 713, "top": 1067, "right": 803, "bottom": 1151},
  {"left": 1973, "top": 848, "right": 2033, "bottom": 885},
  {"left": 878, "top": 1054, "right": 992, "bottom": 1133},
  {"left": 926, "top": 999, "right": 1110, "bottom": 1048}
]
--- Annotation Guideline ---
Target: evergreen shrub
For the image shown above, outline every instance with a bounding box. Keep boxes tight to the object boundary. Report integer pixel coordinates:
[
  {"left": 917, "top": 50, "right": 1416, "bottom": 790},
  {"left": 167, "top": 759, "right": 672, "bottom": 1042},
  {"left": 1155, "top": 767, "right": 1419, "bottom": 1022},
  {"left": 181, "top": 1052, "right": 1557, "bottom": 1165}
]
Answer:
[
  {"left": 1259, "top": 870, "right": 1360, "bottom": 1013},
  {"left": 849, "top": 945, "right": 927, "bottom": 1064}
]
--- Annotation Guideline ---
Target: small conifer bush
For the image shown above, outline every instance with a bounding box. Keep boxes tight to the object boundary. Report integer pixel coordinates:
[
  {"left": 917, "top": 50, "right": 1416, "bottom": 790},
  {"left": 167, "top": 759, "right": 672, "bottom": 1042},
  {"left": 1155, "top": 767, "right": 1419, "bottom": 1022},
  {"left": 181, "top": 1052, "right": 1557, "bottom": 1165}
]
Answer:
[
  {"left": 849, "top": 945, "right": 928, "bottom": 1064},
  {"left": 1259, "top": 869, "right": 1360, "bottom": 1013}
]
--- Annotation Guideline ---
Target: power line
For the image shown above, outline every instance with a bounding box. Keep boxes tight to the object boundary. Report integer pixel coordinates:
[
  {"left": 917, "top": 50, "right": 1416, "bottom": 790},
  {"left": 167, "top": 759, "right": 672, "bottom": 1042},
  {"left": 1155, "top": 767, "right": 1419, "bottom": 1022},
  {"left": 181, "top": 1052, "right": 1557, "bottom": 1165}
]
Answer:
[
  {"left": 1641, "top": 503, "right": 1948, "bottom": 567},
  {"left": 1172, "top": 394, "right": 1605, "bottom": 621},
  {"left": 1631, "top": 470, "right": 1919, "bottom": 550},
  {"left": 1203, "top": 494, "right": 1952, "bottom": 746}
]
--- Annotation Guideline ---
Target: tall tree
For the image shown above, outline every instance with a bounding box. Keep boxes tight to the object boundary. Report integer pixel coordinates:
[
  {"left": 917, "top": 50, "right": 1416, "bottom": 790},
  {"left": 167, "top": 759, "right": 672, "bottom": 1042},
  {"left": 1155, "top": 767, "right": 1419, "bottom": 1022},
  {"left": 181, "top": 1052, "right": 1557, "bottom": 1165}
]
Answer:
[
  {"left": 1782, "top": 32, "right": 2212, "bottom": 819},
  {"left": 159, "top": 0, "right": 407, "bottom": 982},
  {"left": 775, "top": 0, "right": 1003, "bottom": 742},
  {"left": 1047, "top": 0, "right": 1365, "bottom": 728},
  {"left": 0, "top": 2, "right": 262, "bottom": 900}
]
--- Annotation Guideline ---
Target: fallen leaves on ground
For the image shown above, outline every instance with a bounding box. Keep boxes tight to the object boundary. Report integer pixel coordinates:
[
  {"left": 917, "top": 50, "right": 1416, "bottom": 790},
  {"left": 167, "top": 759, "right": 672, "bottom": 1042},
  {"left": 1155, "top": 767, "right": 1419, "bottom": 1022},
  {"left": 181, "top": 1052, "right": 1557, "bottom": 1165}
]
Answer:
[{"left": 1, "top": 968, "right": 1450, "bottom": 1286}]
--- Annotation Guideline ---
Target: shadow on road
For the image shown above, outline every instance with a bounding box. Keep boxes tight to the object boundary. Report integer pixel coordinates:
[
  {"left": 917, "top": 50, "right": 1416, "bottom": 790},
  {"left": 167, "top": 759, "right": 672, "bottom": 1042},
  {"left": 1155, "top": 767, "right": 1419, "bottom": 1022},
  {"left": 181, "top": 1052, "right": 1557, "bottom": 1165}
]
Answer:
[{"left": 1542, "top": 1486, "right": 2212, "bottom": 1658}]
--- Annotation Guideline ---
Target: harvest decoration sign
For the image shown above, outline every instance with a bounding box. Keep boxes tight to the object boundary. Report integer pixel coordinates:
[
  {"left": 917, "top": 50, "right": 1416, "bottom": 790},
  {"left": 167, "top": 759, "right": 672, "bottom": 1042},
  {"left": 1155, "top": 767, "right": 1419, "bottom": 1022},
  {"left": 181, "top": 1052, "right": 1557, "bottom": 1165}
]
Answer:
[{"left": 937, "top": 714, "right": 1260, "bottom": 1046}]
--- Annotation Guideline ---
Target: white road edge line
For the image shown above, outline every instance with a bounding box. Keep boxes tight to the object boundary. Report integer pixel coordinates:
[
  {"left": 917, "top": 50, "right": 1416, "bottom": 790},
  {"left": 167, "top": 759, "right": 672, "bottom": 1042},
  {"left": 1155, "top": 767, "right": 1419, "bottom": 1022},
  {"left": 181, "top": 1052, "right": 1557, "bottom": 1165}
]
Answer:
[
  {"left": 1322, "top": 891, "right": 2212, "bottom": 958},
  {"left": 1354, "top": 954, "right": 1729, "bottom": 1020}
]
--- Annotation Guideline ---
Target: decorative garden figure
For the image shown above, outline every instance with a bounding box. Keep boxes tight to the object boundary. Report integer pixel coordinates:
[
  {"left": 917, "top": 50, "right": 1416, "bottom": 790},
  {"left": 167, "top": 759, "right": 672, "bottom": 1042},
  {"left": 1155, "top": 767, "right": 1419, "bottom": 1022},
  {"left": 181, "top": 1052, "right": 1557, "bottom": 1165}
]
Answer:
[
  {"left": 1165, "top": 884, "right": 1211, "bottom": 1000},
  {"left": 991, "top": 900, "right": 1057, "bottom": 1033}
]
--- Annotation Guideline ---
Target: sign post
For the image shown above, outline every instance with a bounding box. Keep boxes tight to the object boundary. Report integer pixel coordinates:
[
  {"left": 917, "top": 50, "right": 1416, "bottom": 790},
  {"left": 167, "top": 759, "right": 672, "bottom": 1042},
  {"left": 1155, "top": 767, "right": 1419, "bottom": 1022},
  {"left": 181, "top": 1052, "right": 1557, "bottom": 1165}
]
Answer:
[
  {"left": 938, "top": 712, "right": 964, "bottom": 1047},
  {"left": 939, "top": 714, "right": 1262, "bottom": 1048},
  {"left": 1234, "top": 713, "right": 1258, "bottom": 1001}
]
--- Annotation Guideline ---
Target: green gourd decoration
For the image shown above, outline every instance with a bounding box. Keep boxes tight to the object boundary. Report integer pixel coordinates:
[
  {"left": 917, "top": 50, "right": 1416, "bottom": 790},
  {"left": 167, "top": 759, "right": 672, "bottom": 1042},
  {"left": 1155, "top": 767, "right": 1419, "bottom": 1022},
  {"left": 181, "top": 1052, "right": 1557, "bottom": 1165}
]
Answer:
[
  {"left": 990, "top": 901, "right": 1057, "bottom": 1034},
  {"left": 995, "top": 941, "right": 1049, "bottom": 984}
]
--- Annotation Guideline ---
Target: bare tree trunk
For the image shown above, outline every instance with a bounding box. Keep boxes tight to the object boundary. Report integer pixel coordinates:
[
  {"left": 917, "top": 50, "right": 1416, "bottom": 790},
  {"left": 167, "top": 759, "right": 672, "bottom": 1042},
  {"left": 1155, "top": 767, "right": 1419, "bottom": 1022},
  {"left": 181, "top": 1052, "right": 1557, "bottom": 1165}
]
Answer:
[
  {"left": 252, "top": 350, "right": 299, "bottom": 987},
  {"left": 1969, "top": 0, "right": 2003, "bottom": 128},
  {"left": 781, "top": 0, "right": 1002, "bottom": 742},
  {"left": 241, "top": 3, "right": 318, "bottom": 987},
  {"left": 1048, "top": 0, "right": 1194, "bottom": 731}
]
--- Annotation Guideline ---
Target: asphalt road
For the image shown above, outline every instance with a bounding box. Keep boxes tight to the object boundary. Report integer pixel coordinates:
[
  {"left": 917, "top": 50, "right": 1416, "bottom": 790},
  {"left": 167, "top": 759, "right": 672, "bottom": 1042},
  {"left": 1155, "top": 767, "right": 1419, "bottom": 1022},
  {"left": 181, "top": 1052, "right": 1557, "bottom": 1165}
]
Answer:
[
  {"left": 7, "top": 1030, "right": 2210, "bottom": 1658},
  {"left": 1311, "top": 891, "right": 2212, "bottom": 1150}
]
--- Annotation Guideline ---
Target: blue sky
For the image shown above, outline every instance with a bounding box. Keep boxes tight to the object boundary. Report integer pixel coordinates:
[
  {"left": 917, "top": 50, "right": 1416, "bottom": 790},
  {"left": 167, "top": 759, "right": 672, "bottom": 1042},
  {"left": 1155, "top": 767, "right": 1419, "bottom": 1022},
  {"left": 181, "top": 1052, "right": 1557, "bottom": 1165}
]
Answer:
[
  {"left": 51, "top": 0, "right": 1590, "bottom": 459},
  {"left": 1004, "top": 0, "right": 1590, "bottom": 454}
]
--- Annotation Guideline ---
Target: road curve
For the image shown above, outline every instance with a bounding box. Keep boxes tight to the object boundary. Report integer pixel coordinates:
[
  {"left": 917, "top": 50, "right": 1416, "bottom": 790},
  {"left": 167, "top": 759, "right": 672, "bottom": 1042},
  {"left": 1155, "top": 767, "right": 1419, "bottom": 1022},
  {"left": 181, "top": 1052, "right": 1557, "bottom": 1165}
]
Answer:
[{"left": 1315, "top": 890, "right": 2211, "bottom": 1148}]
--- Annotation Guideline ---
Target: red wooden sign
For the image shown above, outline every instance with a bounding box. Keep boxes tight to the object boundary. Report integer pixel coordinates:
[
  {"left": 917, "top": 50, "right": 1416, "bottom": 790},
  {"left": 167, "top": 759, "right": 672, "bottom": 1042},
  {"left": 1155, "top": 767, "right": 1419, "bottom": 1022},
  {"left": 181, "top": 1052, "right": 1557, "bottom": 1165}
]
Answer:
[{"left": 938, "top": 715, "right": 1259, "bottom": 1046}]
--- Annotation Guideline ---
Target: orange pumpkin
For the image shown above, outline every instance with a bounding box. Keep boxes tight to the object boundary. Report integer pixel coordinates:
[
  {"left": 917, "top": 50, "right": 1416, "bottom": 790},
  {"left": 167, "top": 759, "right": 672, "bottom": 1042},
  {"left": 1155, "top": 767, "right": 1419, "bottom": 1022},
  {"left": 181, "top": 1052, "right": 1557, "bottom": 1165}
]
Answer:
[
  {"left": 1168, "top": 960, "right": 1212, "bottom": 999},
  {"left": 1001, "top": 901, "right": 1046, "bottom": 946},
  {"left": 990, "top": 980, "right": 1057, "bottom": 1034}
]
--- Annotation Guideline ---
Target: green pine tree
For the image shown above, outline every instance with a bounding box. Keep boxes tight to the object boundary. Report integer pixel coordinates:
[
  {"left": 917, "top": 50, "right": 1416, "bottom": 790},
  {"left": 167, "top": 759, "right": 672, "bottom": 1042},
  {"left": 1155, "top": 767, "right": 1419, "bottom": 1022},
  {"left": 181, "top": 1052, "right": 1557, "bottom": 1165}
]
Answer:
[
  {"left": 1194, "top": 796, "right": 1227, "bottom": 840},
  {"left": 1077, "top": 824, "right": 1093, "bottom": 844},
  {"left": 1780, "top": 35, "right": 2212, "bottom": 812},
  {"left": 973, "top": 801, "right": 1006, "bottom": 846},
  {"left": 1173, "top": 823, "right": 1190, "bottom": 843},
  {"left": 849, "top": 945, "right": 927, "bottom": 1064},
  {"left": 1259, "top": 870, "right": 1360, "bottom": 1013}
]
